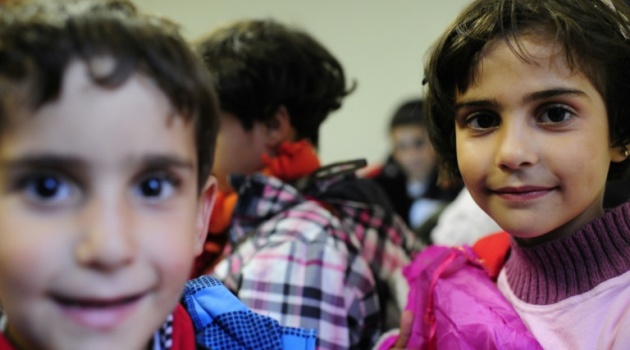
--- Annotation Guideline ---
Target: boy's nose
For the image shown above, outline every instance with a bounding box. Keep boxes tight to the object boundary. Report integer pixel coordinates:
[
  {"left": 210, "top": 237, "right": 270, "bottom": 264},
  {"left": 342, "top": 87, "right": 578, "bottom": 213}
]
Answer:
[
  {"left": 75, "top": 197, "right": 136, "bottom": 270},
  {"left": 494, "top": 121, "right": 538, "bottom": 170}
]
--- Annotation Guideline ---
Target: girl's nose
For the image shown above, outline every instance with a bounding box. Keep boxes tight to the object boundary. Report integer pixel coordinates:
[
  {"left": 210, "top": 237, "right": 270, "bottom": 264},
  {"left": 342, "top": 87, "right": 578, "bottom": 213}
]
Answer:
[{"left": 494, "top": 120, "right": 539, "bottom": 170}]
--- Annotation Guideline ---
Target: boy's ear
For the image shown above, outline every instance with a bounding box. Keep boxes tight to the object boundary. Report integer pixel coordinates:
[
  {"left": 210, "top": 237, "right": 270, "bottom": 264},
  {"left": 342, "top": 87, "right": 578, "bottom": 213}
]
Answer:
[
  {"left": 264, "top": 105, "right": 296, "bottom": 149},
  {"left": 194, "top": 176, "right": 217, "bottom": 256},
  {"left": 610, "top": 144, "right": 630, "bottom": 163}
]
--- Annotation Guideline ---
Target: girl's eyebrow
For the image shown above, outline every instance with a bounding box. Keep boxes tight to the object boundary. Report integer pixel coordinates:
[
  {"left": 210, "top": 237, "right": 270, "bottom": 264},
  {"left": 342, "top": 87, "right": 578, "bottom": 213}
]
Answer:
[
  {"left": 454, "top": 98, "right": 499, "bottom": 111},
  {"left": 522, "top": 88, "right": 587, "bottom": 103},
  {"left": 455, "top": 88, "right": 588, "bottom": 111}
]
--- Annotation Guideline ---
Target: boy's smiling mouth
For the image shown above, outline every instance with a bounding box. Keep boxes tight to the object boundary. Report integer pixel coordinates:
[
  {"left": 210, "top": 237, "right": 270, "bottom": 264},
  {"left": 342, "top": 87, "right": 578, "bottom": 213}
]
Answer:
[{"left": 51, "top": 292, "right": 145, "bottom": 330}]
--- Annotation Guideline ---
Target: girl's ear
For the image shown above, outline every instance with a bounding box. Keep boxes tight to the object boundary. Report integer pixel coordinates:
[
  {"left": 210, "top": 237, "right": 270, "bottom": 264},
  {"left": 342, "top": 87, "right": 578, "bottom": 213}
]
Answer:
[
  {"left": 610, "top": 144, "right": 630, "bottom": 163},
  {"left": 264, "top": 105, "right": 296, "bottom": 149},
  {"left": 194, "top": 176, "right": 217, "bottom": 256}
]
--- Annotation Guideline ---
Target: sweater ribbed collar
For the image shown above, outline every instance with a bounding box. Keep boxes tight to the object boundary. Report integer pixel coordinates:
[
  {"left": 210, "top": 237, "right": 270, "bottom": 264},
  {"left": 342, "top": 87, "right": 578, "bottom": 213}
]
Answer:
[{"left": 504, "top": 202, "right": 630, "bottom": 305}]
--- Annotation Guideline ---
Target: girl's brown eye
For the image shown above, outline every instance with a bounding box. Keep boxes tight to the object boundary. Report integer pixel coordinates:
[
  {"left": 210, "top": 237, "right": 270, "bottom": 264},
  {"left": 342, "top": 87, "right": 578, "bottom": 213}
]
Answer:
[
  {"left": 467, "top": 112, "right": 500, "bottom": 130},
  {"left": 540, "top": 106, "right": 573, "bottom": 124},
  {"left": 476, "top": 115, "right": 496, "bottom": 128}
]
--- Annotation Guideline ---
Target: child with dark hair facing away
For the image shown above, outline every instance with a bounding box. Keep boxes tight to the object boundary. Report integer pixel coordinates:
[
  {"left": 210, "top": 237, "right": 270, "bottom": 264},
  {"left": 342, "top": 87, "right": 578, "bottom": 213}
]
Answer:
[
  {"left": 194, "top": 19, "right": 419, "bottom": 349},
  {"left": 0, "top": 1, "right": 316, "bottom": 349},
  {"left": 382, "top": 0, "right": 630, "bottom": 348}
]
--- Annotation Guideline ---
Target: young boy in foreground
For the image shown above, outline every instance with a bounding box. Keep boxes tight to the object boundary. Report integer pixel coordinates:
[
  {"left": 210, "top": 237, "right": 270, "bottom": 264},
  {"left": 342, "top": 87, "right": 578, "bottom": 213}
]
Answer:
[{"left": 0, "top": 1, "right": 315, "bottom": 349}]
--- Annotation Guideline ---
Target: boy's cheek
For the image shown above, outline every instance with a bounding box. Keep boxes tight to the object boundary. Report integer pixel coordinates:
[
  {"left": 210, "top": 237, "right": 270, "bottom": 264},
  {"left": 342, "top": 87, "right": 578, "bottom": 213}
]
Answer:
[
  {"left": 0, "top": 227, "right": 53, "bottom": 312},
  {"left": 142, "top": 215, "right": 200, "bottom": 273},
  {"left": 0, "top": 208, "right": 43, "bottom": 270}
]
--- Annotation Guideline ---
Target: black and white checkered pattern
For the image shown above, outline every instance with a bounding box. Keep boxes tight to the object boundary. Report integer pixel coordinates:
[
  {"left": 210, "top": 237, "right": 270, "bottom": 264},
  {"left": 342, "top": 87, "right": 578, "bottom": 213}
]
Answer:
[{"left": 155, "top": 312, "right": 174, "bottom": 350}]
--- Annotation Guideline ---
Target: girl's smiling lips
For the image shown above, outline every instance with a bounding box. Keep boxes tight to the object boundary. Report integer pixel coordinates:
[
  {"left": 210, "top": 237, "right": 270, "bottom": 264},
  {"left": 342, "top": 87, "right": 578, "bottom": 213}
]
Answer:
[
  {"left": 490, "top": 185, "right": 557, "bottom": 201},
  {"left": 51, "top": 292, "right": 146, "bottom": 330}
]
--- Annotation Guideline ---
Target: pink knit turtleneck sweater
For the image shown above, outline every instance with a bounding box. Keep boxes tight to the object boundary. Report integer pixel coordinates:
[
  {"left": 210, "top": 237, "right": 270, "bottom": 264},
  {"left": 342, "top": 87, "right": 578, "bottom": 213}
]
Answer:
[
  {"left": 497, "top": 202, "right": 630, "bottom": 349},
  {"left": 503, "top": 202, "right": 630, "bottom": 305}
]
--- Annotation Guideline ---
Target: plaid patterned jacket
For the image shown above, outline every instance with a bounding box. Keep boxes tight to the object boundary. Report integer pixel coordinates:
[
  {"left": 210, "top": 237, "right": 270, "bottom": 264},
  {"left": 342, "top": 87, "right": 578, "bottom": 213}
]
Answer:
[{"left": 212, "top": 172, "right": 420, "bottom": 350}]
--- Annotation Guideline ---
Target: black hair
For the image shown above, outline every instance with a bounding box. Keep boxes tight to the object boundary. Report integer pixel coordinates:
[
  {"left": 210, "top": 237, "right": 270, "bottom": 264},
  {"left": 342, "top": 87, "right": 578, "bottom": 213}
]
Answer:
[
  {"left": 195, "top": 19, "right": 354, "bottom": 148},
  {"left": 425, "top": 0, "right": 630, "bottom": 180},
  {"left": 0, "top": 0, "right": 220, "bottom": 190}
]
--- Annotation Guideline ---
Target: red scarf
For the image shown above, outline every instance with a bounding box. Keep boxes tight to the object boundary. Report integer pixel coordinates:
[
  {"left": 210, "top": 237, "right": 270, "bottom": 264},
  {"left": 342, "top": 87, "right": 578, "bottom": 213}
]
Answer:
[
  {"left": 192, "top": 140, "right": 320, "bottom": 277},
  {"left": 169, "top": 304, "right": 196, "bottom": 350}
]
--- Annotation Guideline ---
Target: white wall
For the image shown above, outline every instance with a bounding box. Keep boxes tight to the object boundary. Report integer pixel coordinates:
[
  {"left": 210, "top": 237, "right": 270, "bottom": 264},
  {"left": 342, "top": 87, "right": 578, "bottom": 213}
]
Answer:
[{"left": 132, "top": 0, "right": 471, "bottom": 165}]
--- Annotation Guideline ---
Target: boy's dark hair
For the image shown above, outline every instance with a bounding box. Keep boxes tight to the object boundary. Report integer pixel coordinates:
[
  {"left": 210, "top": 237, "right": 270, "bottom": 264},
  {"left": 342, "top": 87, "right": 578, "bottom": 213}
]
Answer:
[
  {"left": 425, "top": 0, "right": 630, "bottom": 180},
  {"left": 0, "top": 0, "right": 219, "bottom": 190},
  {"left": 195, "top": 19, "right": 354, "bottom": 148},
  {"left": 389, "top": 99, "right": 426, "bottom": 131}
]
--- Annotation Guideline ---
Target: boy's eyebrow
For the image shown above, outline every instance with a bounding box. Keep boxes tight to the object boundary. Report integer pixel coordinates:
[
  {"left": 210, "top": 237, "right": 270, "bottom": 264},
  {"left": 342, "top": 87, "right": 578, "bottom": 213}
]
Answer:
[
  {"left": 0, "top": 154, "right": 194, "bottom": 171},
  {"left": 139, "top": 155, "right": 195, "bottom": 170},
  {"left": 455, "top": 88, "right": 588, "bottom": 111},
  {"left": 0, "top": 155, "right": 87, "bottom": 172}
]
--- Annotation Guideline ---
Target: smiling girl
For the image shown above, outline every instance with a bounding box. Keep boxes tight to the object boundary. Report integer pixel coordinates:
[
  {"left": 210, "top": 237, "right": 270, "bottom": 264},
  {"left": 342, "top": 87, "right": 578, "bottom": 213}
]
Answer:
[{"left": 384, "top": 0, "right": 630, "bottom": 348}]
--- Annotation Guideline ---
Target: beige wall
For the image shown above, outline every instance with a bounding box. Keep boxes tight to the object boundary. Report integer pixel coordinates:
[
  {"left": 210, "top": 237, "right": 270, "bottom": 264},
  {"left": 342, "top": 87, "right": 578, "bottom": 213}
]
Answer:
[{"left": 133, "top": 0, "right": 471, "bottom": 166}]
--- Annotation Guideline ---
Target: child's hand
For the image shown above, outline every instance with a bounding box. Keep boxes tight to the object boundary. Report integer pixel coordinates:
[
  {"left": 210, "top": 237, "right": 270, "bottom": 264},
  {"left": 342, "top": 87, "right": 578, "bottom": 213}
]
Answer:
[{"left": 390, "top": 310, "right": 413, "bottom": 349}]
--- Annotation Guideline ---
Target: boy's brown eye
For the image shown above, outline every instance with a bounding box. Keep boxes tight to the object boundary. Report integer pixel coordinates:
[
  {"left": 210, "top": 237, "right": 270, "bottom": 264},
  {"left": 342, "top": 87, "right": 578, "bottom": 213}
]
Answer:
[
  {"left": 36, "top": 177, "right": 61, "bottom": 198},
  {"left": 135, "top": 174, "right": 180, "bottom": 200},
  {"left": 18, "top": 173, "right": 74, "bottom": 204},
  {"left": 140, "top": 178, "right": 164, "bottom": 197}
]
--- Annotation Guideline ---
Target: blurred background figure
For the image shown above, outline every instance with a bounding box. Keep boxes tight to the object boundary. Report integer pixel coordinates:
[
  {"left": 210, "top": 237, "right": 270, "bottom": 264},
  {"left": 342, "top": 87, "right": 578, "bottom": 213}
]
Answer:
[
  {"left": 367, "top": 99, "right": 461, "bottom": 236},
  {"left": 429, "top": 188, "right": 502, "bottom": 246}
]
